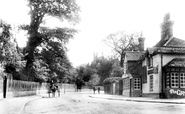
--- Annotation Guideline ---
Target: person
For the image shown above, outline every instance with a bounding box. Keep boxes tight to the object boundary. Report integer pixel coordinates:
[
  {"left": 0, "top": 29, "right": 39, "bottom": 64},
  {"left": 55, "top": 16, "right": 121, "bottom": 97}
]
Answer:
[
  {"left": 51, "top": 83, "right": 56, "bottom": 97},
  {"left": 98, "top": 86, "right": 100, "bottom": 94},
  {"left": 93, "top": 86, "right": 96, "bottom": 94},
  {"left": 55, "top": 83, "right": 60, "bottom": 97}
]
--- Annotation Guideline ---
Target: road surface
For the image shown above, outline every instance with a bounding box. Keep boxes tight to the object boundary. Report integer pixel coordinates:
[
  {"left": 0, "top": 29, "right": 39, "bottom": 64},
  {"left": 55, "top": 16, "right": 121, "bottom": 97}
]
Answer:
[{"left": 20, "top": 90, "right": 185, "bottom": 114}]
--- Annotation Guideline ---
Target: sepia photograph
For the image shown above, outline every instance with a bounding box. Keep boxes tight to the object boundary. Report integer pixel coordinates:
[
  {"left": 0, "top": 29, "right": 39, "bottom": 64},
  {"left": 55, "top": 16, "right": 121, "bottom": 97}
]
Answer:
[{"left": 0, "top": 0, "right": 185, "bottom": 114}]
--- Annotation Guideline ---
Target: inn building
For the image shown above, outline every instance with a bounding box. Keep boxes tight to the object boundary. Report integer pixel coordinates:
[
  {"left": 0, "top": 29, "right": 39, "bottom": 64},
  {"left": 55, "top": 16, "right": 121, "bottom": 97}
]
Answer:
[
  {"left": 122, "top": 36, "right": 185, "bottom": 98},
  {"left": 141, "top": 37, "right": 185, "bottom": 98}
]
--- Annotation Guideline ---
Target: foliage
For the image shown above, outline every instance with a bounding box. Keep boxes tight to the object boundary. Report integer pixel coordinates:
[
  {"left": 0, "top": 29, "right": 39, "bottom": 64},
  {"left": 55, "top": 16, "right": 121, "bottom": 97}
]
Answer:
[
  {"left": 67, "top": 67, "right": 78, "bottom": 83},
  {"left": 103, "top": 77, "right": 122, "bottom": 84},
  {"left": 91, "top": 56, "right": 115, "bottom": 85},
  {"left": 23, "top": 0, "right": 80, "bottom": 68},
  {"left": 75, "top": 65, "right": 94, "bottom": 83},
  {"left": 18, "top": 0, "right": 80, "bottom": 81},
  {"left": 87, "top": 74, "right": 100, "bottom": 86},
  {"left": 110, "top": 67, "right": 123, "bottom": 77},
  {"left": 0, "top": 19, "right": 26, "bottom": 80},
  {"left": 75, "top": 56, "right": 119, "bottom": 86}
]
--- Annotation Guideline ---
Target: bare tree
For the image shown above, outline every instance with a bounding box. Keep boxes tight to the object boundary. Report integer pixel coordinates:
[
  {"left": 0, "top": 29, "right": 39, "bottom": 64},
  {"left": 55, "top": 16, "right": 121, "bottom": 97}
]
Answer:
[{"left": 104, "top": 31, "right": 141, "bottom": 67}]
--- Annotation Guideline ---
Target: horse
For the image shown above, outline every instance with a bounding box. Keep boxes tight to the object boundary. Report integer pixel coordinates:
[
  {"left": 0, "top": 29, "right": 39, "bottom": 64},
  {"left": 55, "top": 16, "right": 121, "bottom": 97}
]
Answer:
[{"left": 47, "top": 83, "right": 56, "bottom": 97}]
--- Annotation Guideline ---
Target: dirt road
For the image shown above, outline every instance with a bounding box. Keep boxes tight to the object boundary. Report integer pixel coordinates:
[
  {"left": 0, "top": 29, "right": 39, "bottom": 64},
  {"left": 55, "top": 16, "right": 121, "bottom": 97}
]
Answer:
[{"left": 21, "top": 90, "right": 185, "bottom": 114}]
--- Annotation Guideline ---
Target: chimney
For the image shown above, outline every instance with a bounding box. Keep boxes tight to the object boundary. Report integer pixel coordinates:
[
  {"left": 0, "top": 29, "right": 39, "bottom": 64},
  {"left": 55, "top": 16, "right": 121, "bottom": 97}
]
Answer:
[
  {"left": 161, "top": 13, "right": 174, "bottom": 40},
  {"left": 138, "top": 37, "right": 145, "bottom": 51}
]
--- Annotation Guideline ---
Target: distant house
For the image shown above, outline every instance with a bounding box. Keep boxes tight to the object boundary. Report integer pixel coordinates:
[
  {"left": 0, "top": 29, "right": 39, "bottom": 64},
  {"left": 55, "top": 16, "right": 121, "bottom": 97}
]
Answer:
[
  {"left": 122, "top": 37, "right": 145, "bottom": 97},
  {"left": 141, "top": 37, "right": 185, "bottom": 98}
]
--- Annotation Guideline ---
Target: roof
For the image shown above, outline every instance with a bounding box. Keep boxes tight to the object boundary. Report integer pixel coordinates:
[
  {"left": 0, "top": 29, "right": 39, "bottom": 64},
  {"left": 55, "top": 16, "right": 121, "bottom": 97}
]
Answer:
[
  {"left": 155, "top": 37, "right": 185, "bottom": 47},
  {"left": 144, "top": 37, "right": 185, "bottom": 56},
  {"left": 125, "top": 51, "right": 145, "bottom": 61},
  {"left": 164, "top": 37, "right": 185, "bottom": 47},
  {"left": 166, "top": 58, "right": 185, "bottom": 67},
  {"left": 155, "top": 38, "right": 169, "bottom": 47},
  {"left": 146, "top": 47, "right": 185, "bottom": 55}
]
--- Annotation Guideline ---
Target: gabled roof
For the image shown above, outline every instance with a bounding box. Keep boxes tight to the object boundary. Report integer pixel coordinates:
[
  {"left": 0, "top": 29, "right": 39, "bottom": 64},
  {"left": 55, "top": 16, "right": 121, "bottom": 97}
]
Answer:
[
  {"left": 144, "top": 37, "right": 185, "bottom": 56},
  {"left": 125, "top": 51, "right": 145, "bottom": 61},
  {"left": 155, "top": 37, "right": 185, "bottom": 47},
  {"left": 165, "top": 58, "right": 185, "bottom": 67},
  {"left": 164, "top": 37, "right": 185, "bottom": 47}
]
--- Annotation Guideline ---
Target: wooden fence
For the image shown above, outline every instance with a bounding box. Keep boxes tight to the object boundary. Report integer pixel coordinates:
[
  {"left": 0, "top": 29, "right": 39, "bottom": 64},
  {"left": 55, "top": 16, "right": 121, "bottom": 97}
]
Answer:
[{"left": 0, "top": 78, "right": 76, "bottom": 98}]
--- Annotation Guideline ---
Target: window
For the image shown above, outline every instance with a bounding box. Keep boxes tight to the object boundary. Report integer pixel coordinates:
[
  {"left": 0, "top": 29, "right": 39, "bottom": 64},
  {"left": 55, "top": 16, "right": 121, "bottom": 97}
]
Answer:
[
  {"left": 149, "top": 75, "right": 153, "bottom": 91},
  {"left": 134, "top": 78, "right": 140, "bottom": 90},
  {"left": 148, "top": 57, "right": 153, "bottom": 67},
  {"left": 171, "top": 72, "right": 179, "bottom": 88},
  {"left": 180, "top": 73, "right": 185, "bottom": 88}
]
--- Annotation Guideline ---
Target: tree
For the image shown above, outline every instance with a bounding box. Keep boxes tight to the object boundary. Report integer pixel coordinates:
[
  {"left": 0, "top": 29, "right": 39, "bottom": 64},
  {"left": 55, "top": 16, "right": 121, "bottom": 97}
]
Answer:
[
  {"left": 21, "top": 0, "right": 80, "bottom": 79},
  {"left": 87, "top": 74, "right": 100, "bottom": 86},
  {"left": 91, "top": 56, "right": 115, "bottom": 85},
  {"left": 76, "top": 64, "right": 95, "bottom": 83},
  {"left": 0, "top": 19, "right": 25, "bottom": 80},
  {"left": 104, "top": 31, "right": 141, "bottom": 67},
  {"left": 103, "top": 57, "right": 123, "bottom": 78}
]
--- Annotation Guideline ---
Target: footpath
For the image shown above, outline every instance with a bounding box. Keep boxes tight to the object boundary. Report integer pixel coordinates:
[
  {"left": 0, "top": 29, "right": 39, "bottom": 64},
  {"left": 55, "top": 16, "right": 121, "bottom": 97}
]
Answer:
[{"left": 89, "top": 93, "right": 185, "bottom": 104}]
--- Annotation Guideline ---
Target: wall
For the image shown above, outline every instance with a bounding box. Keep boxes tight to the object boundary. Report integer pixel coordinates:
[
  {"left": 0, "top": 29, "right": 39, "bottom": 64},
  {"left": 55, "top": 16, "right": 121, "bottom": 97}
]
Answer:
[
  {"left": 142, "top": 54, "right": 161, "bottom": 97},
  {"left": 104, "top": 83, "right": 113, "bottom": 94},
  {"left": 122, "top": 78, "right": 130, "bottom": 97},
  {"left": 104, "top": 81, "right": 122, "bottom": 95}
]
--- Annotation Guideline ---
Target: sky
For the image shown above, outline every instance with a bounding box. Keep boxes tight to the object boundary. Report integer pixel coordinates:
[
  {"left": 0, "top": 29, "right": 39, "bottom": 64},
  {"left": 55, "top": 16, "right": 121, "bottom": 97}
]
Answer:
[{"left": 0, "top": 0, "right": 185, "bottom": 67}]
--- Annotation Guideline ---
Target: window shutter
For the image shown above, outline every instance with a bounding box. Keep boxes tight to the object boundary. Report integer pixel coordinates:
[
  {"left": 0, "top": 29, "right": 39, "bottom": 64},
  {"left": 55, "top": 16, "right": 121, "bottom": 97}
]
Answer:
[{"left": 142, "top": 66, "right": 147, "bottom": 83}]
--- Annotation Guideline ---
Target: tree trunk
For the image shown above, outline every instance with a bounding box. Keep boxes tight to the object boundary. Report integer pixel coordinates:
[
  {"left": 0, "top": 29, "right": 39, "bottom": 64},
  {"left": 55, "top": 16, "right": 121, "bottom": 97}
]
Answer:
[{"left": 120, "top": 51, "right": 124, "bottom": 67}]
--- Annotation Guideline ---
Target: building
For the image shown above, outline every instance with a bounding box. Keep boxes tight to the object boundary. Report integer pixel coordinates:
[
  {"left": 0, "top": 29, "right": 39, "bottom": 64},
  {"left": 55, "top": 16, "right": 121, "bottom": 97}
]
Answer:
[
  {"left": 142, "top": 37, "right": 185, "bottom": 98},
  {"left": 122, "top": 13, "right": 185, "bottom": 99},
  {"left": 122, "top": 37, "right": 145, "bottom": 97}
]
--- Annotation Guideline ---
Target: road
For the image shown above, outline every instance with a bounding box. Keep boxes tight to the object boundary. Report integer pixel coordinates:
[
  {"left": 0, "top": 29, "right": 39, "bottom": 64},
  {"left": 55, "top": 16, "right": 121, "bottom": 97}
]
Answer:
[
  {"left": 20, "top": 90, "right": 185, "bottom": 114},
  {"left": 1, "top": 90, "right": 185, "bottom": 114}
]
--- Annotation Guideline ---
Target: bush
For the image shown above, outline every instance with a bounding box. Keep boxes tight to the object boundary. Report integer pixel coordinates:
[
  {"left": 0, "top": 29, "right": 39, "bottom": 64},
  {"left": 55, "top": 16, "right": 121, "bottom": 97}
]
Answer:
[{"left": 103, "top": 77, "right": 122, "bottom": 84}]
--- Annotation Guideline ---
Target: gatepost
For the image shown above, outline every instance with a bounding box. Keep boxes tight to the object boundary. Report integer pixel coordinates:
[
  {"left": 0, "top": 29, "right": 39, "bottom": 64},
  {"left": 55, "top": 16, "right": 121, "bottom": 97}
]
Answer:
[{"left": 3, "top": 76, "right": 7, "bottom": 98}]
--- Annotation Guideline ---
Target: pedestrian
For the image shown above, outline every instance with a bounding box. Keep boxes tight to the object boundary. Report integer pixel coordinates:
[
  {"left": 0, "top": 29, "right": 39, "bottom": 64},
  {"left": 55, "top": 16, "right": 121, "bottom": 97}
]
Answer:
[
  {"left": 98, "top": 86, "right": 100, "bottom": 94},
  {"left": 51, "top": 83, "right": 56, "bottom": 97},
  {"left": 55, "top": 83, "right": 60, "bottom": 97},
  {"left": 93, "top": 86, "right": 96, "bottom": 94}
]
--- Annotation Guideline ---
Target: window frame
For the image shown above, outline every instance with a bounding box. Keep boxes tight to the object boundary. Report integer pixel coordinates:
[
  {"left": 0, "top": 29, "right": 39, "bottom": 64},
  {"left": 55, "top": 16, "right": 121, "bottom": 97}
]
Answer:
[
  {"left": 149, "top": 75, "right": 153, "bottom": 92},
  {"left": 134, "top": 78, "right": 141, "bottom": 90},
  {"left": 180, "top": 73, "right": 185, "bottom": 88},
  {"left": 170, "top": 72, "right": 179, "bottom": 88}
]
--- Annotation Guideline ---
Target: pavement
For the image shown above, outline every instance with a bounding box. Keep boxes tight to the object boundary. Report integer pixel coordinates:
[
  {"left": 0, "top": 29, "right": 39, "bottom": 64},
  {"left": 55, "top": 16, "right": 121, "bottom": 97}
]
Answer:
[{"left": 89, "top": 92, "right": 185, "bottom": 104}]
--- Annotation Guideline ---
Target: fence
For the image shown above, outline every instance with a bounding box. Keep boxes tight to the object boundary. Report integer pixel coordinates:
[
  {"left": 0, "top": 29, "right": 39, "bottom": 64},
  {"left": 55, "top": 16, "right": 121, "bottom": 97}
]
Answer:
[
  {"left": 0, "top": 79, "right": 77, "bottom": 98},
  {"left": 7, "top": 80, "right": 39, "bottom": 92}
]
